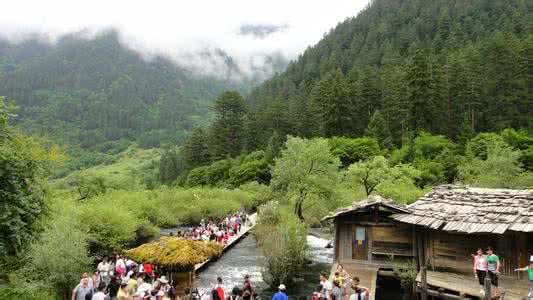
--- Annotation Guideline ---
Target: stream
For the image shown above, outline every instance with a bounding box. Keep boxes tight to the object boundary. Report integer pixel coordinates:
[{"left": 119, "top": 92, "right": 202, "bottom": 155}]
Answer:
[{"left": 194, "top": 234, "right": 334, "bottom": 299}]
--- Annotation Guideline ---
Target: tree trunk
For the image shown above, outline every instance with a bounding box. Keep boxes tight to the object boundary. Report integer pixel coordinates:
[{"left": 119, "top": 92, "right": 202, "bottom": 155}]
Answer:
[{"left": 294, "top": 190, "right": 306, "bottom": 222}]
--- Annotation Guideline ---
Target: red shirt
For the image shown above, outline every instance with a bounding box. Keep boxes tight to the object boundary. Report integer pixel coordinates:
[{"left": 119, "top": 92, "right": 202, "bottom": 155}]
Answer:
[{"left": 216, "top": 287, "right": 225, "bottom": 300}]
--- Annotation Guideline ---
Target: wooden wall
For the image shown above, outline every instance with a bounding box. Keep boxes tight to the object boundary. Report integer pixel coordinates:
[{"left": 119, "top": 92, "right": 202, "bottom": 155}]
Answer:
[
  {"left": 425, "top": 230, "right": 529, "bottom": 276},
  {"left": 335, "top": 212, "right": 414, "bottom": 265}
]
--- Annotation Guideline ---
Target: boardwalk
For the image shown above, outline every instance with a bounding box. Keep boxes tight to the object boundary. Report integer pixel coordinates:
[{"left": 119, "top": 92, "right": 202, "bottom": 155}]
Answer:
[
  {"left": 194, "top": 213, "right": 257, "bottom": 272},
  {"left": 416, "top": 270, "right": 530, "bottom": 300}
]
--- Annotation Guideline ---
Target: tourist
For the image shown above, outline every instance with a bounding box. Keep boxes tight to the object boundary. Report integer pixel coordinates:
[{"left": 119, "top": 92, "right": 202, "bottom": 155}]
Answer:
[
  {"left": 143, "top": 262, "right": 154, "bottom": 278},
  {"left": 127, "top": 273, "right": 138, "bottom": 295},
  {"left": 91, "top": 284, "right": 107, "bottom": 300},
  {"left": 242, "top": 275, "right": 256, "bottom": 300},
  {"left": 349, "top": 277, "right": 369, "bottom": 300},
  {"left": 117, "top": 282, "right": 130, "bottom": 300},
  {"left": 514, "top": 256, "right": 533, "bottom": 298},
  {"left": 108, "top": 276, "right": 120, "bottom": 300},
  {"left": 73, "top": 272, "right": 95, "bottom": 293},
  {"left": 116, "top": 255, "right": 126, "bottom": 278},
  {"left": 72, "top": 278, "right": 93, "bottom": 300},
  {"left": 486, "top": 246, "right": 500, "bottom": 294},
  {"left": 330, "top": 280, "right": 343, "bottom": 300},
  {"left": 211, "top": 276, "right": 225, "bottom": 300},
  {"left": 272, "top": 284, "right": 288, "bottom": 300},
  {"left": 472, "top": 248, "right": 487, "bottom": 294},
  {"left": 158, "top": 276, "right": 172, "bottom": 294},
  {"left": 312, "top": 285, "right": 324, "bottom": 300},
  {"left": 320, "top": 274, "right": 332, "bottom": 300},
  {"left": 137, "top": 276, "right": 153, "bottom": 297},
  {"left": 230, "top": 286, "right": 242, "bottom": 300},
  {"left": 98, "top": 257, "right": 112, "bottom": 286}
]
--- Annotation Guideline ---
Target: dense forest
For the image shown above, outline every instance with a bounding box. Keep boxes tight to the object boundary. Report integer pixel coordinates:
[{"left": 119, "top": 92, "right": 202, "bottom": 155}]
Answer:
[
  {"left": 246, "top": 0, "right": 531, "bottom": 145},
  {"left": 163, "top": 0, "right": 532, "bottom": 186},
  {"left": 0, "top": 30, "right": 267, "bottom": 172}
]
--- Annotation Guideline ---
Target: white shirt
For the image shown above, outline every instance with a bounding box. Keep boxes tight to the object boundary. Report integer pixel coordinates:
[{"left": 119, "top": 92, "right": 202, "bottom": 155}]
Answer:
[
  {"left": 349, "top": 293, "right": 367, "bottom": 300},
  {"left": 92, "top": 291, "right": 106, "bottom": 300},
  {"left": 320, "top": 280, "right": 332, "bottom": 299},
  {"left": 116, "top": 258, "right": 126, "bottom": 270},
  {"left": 98, "top": 262, "right": 110, "bottom": 276}
]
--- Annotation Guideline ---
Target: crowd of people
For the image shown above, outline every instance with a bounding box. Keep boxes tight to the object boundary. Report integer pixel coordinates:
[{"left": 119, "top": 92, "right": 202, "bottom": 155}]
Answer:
[
  {"left": 172, "top": 213, "right": 248, "bottom": 245},
  {"left": 312, "top": 265, "right": 369, "bottom": 300},
  {"left": 72, "top": 255, "right": 175, "bottom": 300},
  {"left": 72, "top": 212, "right": 250, "bottom": 300}
]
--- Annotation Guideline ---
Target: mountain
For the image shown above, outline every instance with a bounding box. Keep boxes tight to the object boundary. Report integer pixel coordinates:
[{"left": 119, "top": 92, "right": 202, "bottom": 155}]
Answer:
[
  {"left": 0, "top": 30, "right": 263, "bottom": 151},
  {"left": 246, "top": 0, "right": 532, "bottom": 147}
]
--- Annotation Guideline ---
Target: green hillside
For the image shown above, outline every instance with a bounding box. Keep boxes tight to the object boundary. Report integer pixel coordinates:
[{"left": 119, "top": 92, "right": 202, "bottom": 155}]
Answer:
[
  {"left": 0, "top": 30, "right": 250, "bottom": 157},
  {"left": 246, "top": 0, "right": 532, "bottom": 146}
]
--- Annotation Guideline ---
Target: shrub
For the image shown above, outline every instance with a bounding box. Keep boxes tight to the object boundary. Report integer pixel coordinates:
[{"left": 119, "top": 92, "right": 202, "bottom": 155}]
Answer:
[
  {"left": 255, "top": 211, "right": 307, "bottom": 288},
  {"left": 329, "top": 137, "right": 380, "bottom": 167},
  {"left": 4, "top": 197, "right": 92, "bottom": 299}
]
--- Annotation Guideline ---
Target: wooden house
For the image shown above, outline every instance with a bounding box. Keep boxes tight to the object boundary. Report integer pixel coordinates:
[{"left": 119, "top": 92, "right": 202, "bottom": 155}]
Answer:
[
  {"left": 324, "top": 185, "right": 533, "bottom": 299},
  {"left": 391, "top": 185, "right": 533, "bottom": 299},
  {"left": 322, "top": 195, "right": 413, "bottom": 266}
]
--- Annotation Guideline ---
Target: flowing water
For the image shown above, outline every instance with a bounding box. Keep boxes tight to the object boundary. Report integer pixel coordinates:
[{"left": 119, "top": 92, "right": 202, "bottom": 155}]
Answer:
[{"left": 194, "top": 234, "right": 334, "bottom": 299}]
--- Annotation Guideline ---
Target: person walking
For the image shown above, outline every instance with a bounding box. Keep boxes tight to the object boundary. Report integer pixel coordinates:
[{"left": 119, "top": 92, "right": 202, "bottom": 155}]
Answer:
[
  {"left": 272, "top": 284, "right": 288, "bottom": 300},
  {"left": 349, "top": 277, "right": 369, "bottom": 300},
  {"left": 514, "top": 256, "right": 533, "bottom": 299},
  {"left": 472, "top": 248, "right": 488, "bottom": 295},
  {"left": 98, "top": 257, "right": 112, "bottom": 286},
  {"left": 72, "top": 278, "right": 93, "bottom": 300},
  {"left": 330, "top": 280, "right": 343, "bottom": 300},
  {"left": 91, "top": 284, "right": 107, "bottom": 300},
  {"left": 320, "top": 274, "right": 332, "bottom": 300},
  {"left": 486, "top": 246, "right": 500, "bottom": 295}
]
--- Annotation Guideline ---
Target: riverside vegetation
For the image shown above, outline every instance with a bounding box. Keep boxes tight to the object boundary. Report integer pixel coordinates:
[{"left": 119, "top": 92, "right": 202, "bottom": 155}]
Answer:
[{"left": 1, "top": 0, "right": 532, "bottom": 298}]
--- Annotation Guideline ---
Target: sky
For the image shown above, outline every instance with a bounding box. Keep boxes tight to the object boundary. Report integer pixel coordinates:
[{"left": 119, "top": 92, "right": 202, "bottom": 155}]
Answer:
[{"left": 0, "top": 0, "right": 369, "bottom": 77}]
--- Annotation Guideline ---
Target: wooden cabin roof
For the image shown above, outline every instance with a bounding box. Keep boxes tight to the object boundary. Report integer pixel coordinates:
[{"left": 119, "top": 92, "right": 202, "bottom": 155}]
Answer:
[
  {"left": 321, "top": 195, "right": 410, "bottom": 221},
  {"left": 391, "top": 185, "right": 533, "bottom": 234}
]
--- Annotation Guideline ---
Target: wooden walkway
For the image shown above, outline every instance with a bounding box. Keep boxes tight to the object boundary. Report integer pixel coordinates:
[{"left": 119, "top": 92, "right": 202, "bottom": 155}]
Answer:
[
  {"left": 194, "top": 213, "right": 257, "bottom": 272},
  {"left": 330, "top": 262, "right": 378, "bottom": 300},
  {"left": 416, "top": 270, "right": 530, "bottom": 300}
]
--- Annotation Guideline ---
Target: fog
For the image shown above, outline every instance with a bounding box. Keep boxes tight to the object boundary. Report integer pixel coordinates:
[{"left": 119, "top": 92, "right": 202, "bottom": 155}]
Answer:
[{"left": 0, "top": 0, "right": 369, "bottom": 79}]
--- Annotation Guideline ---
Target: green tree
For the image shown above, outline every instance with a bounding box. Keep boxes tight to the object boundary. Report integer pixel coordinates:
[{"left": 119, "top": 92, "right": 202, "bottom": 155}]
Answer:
[
  {"left": 271, "top": 136, "right": 340, "bottom": 221},
  {"left": 208, "top": 91, "right": 247, "bottom": 160},
  {"left": 348, "top": 156, "right": 421, "bottom": 196},
  {"left": 348, "top": 156, "right": 393, "bottom": 196},
  {"left": 0, "top": 100, "right": 48, "bottom": 257},
  {"left": 365, "top": 110, "right": 393, "bottom": 149},
  {"left": 459, "top": 141, "right": 526, "bottom": 188},
  {"left": 182, "top": 127, "right": 210, "bottom": 169},
  {"left": 328, "top": 137, "right": 380, "bottom": 167},
  {"left": 6, "top": 199, "right": 92, "bottom": 299}
]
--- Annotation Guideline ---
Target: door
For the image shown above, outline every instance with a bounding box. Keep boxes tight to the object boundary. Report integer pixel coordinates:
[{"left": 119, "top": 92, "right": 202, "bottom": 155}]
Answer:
[{"left": 352, "top": 226, "right": 368, "bottom": 260}]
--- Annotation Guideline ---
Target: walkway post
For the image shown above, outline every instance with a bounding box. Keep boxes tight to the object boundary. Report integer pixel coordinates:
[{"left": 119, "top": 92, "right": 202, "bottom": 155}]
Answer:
[{"left": 483, "top": 276, "right": 491, "bottom": 300}]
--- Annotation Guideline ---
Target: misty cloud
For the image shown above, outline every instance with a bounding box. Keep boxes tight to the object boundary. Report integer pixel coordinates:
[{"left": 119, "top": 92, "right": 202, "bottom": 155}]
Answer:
[
  {"left": 0, "top": 0, "right": 369, "bottom": 80},
  {"left": 238, "top": 23, "right": 289, "bottom": 39}
]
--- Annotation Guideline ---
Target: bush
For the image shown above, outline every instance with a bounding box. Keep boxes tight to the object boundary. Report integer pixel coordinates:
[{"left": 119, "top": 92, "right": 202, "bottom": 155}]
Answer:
[
  {"left": 255, "top": 210, "right": 307, "bottom": 288},
  {"left": 229, "top": 151, "right": 271, "bottom": 186},
  {"left": 4, "top": 197, "right": 92, "bottom": 299},
  {"left": 329, "top": 137, "right": 381, "bottom": 167}
]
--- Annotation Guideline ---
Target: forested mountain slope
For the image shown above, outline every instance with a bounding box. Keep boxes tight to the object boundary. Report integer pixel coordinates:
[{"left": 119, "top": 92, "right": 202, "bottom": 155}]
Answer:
[
  {"left": 0, "top": 30, "right": 251, "bottom": 151},
  {"left": 247, "top": 0, "right": 532, "bottom": 147}
]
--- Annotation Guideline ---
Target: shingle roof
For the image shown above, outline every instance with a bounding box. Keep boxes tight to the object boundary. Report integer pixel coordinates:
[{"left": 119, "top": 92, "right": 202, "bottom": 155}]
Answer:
[
  {"left": 321, "top": 195, "right": 410, "bottom": 222},
  {"left": 391, "top": 185, "right": 533, "bottom": 234}
]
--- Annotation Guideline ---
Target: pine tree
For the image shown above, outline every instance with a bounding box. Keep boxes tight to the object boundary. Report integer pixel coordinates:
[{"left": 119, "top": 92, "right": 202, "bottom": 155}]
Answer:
[
  {"left": 365, "top": 110, "right": 393, "bottom": 149},
  {"left": 208, "top": 91, "right": 247, "bottom": 160},
  {"left": 407, "top": 49, "right": 435, "bottom": 133},
  {"left": 182, "top": 127, "right": 210, "bottom": 169}
]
